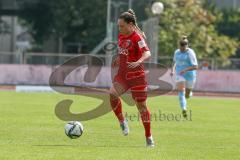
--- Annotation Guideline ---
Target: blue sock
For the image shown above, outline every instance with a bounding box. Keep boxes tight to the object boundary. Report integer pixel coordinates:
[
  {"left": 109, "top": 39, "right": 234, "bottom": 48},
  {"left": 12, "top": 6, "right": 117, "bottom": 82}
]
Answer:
[{"left": 178, "top": 91, "right": 187, "bottom": 110}]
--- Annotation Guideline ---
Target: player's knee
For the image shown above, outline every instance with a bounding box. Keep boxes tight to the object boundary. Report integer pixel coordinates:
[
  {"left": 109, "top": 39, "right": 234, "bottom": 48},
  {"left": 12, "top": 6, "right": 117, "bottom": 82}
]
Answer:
[
  {"left": 178, "top": 88, "right": 185, "bottom": 92},
  {"left": 109, "top": 87, "right": 119, "bottom": 99},
  {"left": 177, "top": 84, "right": 185, "bottom": 92},
  {"left": 136, "top": 101, "right": 147, "bottom": 112},
  {"left": 109, "top": 92, "right": 120, "bottom": 110},
  {"left": 109, "top": 92, "right": 118, "bottom": 100},
  {"left": 131, "top": 89, "right": 147, "bottom": 104}
]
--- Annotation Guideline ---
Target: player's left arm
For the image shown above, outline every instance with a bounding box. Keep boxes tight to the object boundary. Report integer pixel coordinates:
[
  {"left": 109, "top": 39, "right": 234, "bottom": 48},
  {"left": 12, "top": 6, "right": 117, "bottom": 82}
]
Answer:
[
  {"left": 180, "top": 50, "right": 198, "bottom": 75},
  {"left": 128, "top": 51, "right": 151, "bottom": 68},
  {"left": 171, "top": 51, "right": 177, "bottom": 76},
  {"left": 128, "top": 36, "right": 150, "bottom": 69}
]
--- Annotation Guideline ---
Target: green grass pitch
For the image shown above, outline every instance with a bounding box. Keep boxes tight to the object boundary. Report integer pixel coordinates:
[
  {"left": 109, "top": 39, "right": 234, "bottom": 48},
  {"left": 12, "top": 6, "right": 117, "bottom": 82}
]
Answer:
[{"left": 0, "top": 91, "right": 239, "bottom": 160}]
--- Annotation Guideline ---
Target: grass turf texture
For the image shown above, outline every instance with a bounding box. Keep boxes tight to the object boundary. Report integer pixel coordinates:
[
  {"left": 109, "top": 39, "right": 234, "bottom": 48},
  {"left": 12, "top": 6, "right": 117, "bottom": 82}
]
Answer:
[{"left": 0, "top": 92, "right": 239, "bottom": 160}]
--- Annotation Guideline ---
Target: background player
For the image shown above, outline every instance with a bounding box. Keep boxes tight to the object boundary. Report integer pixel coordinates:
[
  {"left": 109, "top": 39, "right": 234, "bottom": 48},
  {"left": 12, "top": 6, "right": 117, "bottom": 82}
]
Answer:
[
  {"left": 171, "top": 36, "right": 198, "bottom": 118},
  {"left": 109, "top": 9, "right": 154, "bottom": 147}
]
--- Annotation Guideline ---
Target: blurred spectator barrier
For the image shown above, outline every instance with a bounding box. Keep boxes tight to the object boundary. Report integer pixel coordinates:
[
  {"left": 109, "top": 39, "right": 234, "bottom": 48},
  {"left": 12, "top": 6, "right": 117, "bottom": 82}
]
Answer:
[
  {"left": 1, "top": 52, "right": 240, "bottom": 70},
  {"left": 0, "top": 63, "right": 239, "bottom": 93}
]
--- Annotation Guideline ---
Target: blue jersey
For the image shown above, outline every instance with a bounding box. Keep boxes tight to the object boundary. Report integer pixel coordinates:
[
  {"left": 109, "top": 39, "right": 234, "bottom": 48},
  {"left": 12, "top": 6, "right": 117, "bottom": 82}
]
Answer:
[{"left": 173, "top": 48, "right": 198, "bottom": 81}]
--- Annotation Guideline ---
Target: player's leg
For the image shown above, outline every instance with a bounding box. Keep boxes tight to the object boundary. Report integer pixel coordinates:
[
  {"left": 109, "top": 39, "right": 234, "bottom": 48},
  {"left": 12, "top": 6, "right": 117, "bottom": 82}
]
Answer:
[
  {"left": 109, "top": 82, "right": 125, "bottom": 123},
  {"left": 131, "top": 85, "right": 154, "bottom": 147},
  {"left": 176, "top": 76, "right": 187, "bottom": 118},
  {"left": 185, "top": 88, "right": 192, "bottom": 99},
  {"left": 109, "top": 81, "right": 129, "bottom": 135},
  {"left": 136, "top": 100, "right": 154, "bottom": 147},
  {"left": 185, "top": 80, "right": 196, "bottom": 99}
]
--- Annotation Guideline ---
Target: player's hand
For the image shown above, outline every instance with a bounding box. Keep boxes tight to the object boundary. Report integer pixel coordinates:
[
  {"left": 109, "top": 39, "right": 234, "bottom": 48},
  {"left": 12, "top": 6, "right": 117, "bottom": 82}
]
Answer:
[
  {"left": 180, "top": 70, "right": 186, "bottom": 75},
  {"left": 127, "top": 61, "right": 141, "bottom": 69},
  {"left": 111, "top": 57, "right": 120, "bottom": 67}
]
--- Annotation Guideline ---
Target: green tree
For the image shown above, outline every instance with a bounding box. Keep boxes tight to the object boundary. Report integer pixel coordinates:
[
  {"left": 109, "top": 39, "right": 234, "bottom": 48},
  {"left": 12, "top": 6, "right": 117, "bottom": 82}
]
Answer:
[
  {"left": 214, "top": 8, "right": 240, "bottom": 58},
  {"left": 19, "top": 0, "right": 150, "bottom": 53},
  {"left": 215, "top": 9, "right": 240, "bottom": 40},
  {"left": 19, "top": 1, "right": 55, "bottom": 44},
  {"left": 156, "top": 0, "right": 238, "bottom": 59},
  {"left": 19, "top": 0, "right": 107, "bottom": 53}
]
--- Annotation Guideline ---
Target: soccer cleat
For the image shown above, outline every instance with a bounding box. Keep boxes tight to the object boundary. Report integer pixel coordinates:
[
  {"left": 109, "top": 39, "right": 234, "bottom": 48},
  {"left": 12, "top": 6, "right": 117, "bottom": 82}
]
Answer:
[
  {"left": 182, "top": 110, "right": 188, "bottom": 119},
  {"left": 120, "top": 119, "right": 129, "bottom": 136},
  {"left": 146, "top": 136, "right": 155, "bottom": 147}
]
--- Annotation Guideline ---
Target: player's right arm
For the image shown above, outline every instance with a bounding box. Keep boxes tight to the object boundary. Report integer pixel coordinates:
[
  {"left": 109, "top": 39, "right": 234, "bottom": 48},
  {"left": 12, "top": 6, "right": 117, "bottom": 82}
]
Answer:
[
  {"left": 170, "top": 63, "right": 176, "bottom": 77},
  {"left": 170, "top": 50, "right": 177, "bottom": 76},
  {"left": 111, "top": 55, "right": 120, "bottom": 68}
]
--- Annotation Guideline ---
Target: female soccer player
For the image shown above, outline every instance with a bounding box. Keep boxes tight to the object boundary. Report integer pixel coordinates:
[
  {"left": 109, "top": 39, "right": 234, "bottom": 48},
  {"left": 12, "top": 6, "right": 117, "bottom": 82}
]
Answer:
[
  {"left": 171, "top": 36, "right": 198, "bottom": 118},
  {"left": 109, "top": 9, "right": 154, "bottom": 147}
]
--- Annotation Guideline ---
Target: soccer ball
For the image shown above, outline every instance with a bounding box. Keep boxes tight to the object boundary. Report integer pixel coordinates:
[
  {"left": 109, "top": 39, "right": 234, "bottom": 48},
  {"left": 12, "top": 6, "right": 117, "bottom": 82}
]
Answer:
[
  {"left": 151, "top": 2, "right": 164, "bottom": 15},
  {"left": 65, "top": 121, "right": 84, "bottom": 139}
]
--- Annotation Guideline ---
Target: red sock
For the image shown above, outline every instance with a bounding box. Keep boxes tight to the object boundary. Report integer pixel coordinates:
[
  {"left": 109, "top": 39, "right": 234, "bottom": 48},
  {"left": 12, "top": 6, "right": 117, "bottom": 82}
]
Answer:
[
  {"left": 110, "top": 95, "right": 124, "bottom": 123},
  {"left": 140, "top": 108, "right": 151, "bottom": 138}
]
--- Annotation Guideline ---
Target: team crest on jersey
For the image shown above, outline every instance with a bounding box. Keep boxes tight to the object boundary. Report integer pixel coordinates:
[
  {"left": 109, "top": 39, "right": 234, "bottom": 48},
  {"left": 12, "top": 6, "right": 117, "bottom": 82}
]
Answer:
[{"left": 118, "top": 40, "right": 132, "bottom": 55}]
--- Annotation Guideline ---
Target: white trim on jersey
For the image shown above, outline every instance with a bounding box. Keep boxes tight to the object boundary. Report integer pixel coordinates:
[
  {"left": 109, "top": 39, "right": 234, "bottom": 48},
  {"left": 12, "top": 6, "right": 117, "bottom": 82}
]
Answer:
[{"left": 188, "top": 49, "right": 198, "bottom": 66}]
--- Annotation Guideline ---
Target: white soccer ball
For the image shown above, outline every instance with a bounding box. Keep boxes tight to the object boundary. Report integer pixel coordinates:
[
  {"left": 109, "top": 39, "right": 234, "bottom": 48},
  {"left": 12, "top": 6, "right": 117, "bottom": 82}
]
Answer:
[
  {"left": 65, "top": 121, "right": 84, "bottom": 139},
  {"left": 151, "top": 2, "right": 164, "bottom": 15}
]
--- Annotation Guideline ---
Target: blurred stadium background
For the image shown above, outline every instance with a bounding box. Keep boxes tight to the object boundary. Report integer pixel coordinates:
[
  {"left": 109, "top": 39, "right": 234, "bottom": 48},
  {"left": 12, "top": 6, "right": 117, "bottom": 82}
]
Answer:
[
  {"left": 0, "top": 0, "right": 239, "bottom": 94},
  {"left": 0, "top": 1, "right": 240, "bottom": 160}
]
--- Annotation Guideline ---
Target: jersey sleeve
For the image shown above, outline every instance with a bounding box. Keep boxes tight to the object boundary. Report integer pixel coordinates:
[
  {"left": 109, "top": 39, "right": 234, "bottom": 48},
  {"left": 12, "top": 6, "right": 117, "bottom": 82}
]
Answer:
[
  {"left": 188, "top": 49, "right": 198, "bottom": 66},
  {"left": 173, "top": 50, "right": 177, "bottom": 63},
  {"left": 135, "top": 34, "right": 149, "bottom": 56}
]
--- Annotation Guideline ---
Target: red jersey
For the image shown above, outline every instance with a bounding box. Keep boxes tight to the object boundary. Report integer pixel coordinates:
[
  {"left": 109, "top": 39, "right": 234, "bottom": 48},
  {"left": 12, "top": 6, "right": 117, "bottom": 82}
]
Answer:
[{"left": 118, "top": 31, "right": 149, "bottom": 74}]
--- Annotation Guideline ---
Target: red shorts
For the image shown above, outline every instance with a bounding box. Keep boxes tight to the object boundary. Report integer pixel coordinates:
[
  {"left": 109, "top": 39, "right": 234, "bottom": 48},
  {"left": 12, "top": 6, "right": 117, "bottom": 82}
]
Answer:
[{"left": 113, "top": 71, "right": 147, "bottom": 102}]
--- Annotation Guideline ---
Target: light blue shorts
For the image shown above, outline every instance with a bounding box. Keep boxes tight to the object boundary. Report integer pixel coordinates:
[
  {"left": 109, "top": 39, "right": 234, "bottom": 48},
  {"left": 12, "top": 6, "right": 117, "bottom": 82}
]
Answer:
[{"left": 176, "top": 75, "right": 196, "bottom": 89}]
